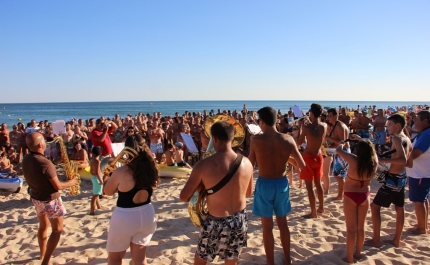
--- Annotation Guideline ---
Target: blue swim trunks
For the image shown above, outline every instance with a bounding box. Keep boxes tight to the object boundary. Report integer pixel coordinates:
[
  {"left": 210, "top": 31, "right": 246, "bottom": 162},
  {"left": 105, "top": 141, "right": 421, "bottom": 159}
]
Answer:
[
  {"left": 358, "top": 130, "right": 370, "bottom": 139},
  {"left": 150, "top": 142, "right": 163, "bottom": 154},
  {"left": 91, "top": 176, "right": 103, "bottom": 195},
  {"left": 333, "top": 148, "right": 350, "bottom": 178},
  {"left": 409, "top": 178, "right": 430, "bottom": 202},
  {"left": 374, "top": 131, "right": 386, "bottom": 145},
  {"left": 252, "top": 176, "right": 291, "bottom": 218}
]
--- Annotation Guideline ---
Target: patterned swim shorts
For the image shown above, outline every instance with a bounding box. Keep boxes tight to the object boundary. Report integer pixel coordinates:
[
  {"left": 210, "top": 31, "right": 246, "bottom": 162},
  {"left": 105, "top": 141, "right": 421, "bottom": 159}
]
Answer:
[
  {"left": 150, "top": 142, "right": 163, "bottom": 154},
  {"left": 196, "top": 209, "right": 248, "bottom": 262},
  {"left": 31, "top": 197, "right": 67, "bottom": 219}
]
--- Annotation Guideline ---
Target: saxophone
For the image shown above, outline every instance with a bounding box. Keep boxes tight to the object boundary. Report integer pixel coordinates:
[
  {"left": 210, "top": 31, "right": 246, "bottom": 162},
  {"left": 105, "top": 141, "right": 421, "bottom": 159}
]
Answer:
[{"left": 47, "top": 136, "right": 81, "bottom": 196}]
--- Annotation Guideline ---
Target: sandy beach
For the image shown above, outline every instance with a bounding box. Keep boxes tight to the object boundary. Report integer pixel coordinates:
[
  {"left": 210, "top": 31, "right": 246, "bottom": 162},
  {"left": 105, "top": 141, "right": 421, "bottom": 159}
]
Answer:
[{"left": 1, "top": 169, "right": 430, "bottom": 265}]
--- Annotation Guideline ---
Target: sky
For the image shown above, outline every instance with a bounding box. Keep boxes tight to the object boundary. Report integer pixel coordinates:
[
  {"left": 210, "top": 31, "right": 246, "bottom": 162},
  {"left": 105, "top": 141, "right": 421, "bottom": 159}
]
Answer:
[{"left": 0, "top": 1, "right": 429, "bottom": 103}]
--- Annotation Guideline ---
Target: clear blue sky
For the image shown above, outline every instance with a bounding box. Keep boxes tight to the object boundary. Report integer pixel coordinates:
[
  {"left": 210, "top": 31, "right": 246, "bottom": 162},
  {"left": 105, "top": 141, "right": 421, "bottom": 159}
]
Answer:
[{"left": 1, "top": 1, "right": 429, "bottom": 103}]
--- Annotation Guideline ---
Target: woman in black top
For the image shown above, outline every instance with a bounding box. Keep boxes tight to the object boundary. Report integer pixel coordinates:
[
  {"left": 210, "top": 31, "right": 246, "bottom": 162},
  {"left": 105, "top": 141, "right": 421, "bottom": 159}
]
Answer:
[{"left": 104, "top": 134, "right": 159, "bottom": 265}]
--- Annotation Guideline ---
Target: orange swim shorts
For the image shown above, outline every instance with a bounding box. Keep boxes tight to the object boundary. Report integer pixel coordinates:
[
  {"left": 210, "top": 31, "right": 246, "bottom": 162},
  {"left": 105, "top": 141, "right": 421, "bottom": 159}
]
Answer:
[{"left": 300, "top": 153, "right": 323, "bottom": 181}]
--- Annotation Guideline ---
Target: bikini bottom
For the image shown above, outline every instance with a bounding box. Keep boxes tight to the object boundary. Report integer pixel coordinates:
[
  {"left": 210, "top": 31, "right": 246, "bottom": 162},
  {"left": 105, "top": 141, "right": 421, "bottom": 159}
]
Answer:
[{"left": 344, "top": 192, "right": 370, "bottom": 205}]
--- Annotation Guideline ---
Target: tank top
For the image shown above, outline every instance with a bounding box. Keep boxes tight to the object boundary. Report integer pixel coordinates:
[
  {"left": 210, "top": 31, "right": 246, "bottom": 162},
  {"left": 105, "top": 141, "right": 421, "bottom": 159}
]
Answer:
[{"left": 117, "top": 186, "right": 153, "bottom": 208}]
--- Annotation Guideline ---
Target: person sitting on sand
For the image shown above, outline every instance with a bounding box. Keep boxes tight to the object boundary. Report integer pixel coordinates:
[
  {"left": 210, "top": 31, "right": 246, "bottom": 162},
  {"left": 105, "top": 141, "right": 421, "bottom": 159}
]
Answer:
[
  {"left": 296, "top": 103, "right": 327, "bottom": 218},
  {"left": 71, "top": 143, "right": 89, "bottom": 170},
  {"left": 325, "top": 108, "right": 350, "bottom": 200},
  {"left": 103, "top": 134, "right": 158, "bottom": 265},
  {"left": 363, "top": 114, "right": 411, "bottom": 248},
  {"left": 336, "top": 139, "right": 377, "bottom": 264},
  {"left": 174, "top": 142, "right": 192, "bottom": 169},
  {"left": 89, "top": 146, "right": 103, "bottom": 215}
]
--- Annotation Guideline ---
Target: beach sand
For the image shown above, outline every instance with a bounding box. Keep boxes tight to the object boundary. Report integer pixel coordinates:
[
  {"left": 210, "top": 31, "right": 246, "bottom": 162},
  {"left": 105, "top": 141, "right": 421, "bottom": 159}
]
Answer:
[{"left": 1, "top": 170, "right": 430, "bottom": 265}]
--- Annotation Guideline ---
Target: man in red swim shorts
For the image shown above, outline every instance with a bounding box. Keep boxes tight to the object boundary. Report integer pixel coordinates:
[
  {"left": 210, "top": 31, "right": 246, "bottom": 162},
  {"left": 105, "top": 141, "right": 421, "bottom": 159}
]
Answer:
[{"left": 297, "top": 103, "right": 327, "bottom": 218}]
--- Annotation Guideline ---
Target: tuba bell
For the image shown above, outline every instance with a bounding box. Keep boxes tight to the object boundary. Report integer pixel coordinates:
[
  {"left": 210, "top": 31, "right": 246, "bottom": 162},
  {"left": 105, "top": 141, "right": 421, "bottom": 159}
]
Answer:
[{"left": 188, "top": 115, "right": 245, "bottom": 228}]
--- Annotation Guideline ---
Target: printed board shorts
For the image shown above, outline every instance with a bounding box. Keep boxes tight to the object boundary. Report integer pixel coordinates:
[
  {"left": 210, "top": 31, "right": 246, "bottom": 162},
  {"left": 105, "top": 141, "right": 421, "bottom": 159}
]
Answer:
[
  {"left": 253, "top": 176, "right": 291, "bottom": 218},
  {"left": 373, "top": 131, "right": 387, "bottom": 145},
  {"left": 333, "top": 148, "right": 350, "bottom": 178},
  {"left": 150, "top": 142, "right": 163, "bottom": 154},
  {"left": 358, "top": 130, "right": 370, "bottom": 139},
  {"left": 31, "top": 197, "right": 66, "bottom": 219},
  {"left": 409, "top": 178, "right": 430, "bottom": 202},
  {"left": 196, "top": 209, "right": 248, "bottom": 262}
]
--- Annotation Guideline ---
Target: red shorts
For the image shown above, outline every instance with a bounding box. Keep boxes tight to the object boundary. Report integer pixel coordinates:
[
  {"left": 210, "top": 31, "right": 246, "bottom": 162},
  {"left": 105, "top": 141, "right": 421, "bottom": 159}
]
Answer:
[{"left": 300, "top": 153, "right": 323, "bottom": 181}]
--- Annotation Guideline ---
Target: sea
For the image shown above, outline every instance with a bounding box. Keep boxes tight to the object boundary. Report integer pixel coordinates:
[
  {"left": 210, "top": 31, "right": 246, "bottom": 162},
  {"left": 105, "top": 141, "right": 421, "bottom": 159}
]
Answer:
[{"left": 0, "top": 100, "right": 428, "bottom": 125}]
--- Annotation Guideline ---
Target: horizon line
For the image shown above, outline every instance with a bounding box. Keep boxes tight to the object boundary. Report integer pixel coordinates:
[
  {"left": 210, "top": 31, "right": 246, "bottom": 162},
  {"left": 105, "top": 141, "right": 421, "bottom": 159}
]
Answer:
[{"left": 1, "top": 100, "right": 429, "bottom": 105}]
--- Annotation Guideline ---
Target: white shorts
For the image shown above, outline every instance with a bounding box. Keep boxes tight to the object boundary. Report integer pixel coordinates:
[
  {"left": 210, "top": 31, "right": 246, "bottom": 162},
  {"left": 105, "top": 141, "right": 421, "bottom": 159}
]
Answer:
[{"left": 106, "top": 203, "right": 156, "bottom": 252}]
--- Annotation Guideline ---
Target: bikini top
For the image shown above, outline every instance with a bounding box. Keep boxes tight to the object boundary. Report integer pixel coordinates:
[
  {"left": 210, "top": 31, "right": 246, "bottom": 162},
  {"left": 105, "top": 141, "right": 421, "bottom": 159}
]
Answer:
[
  {"left": 347, "top": 175, "right": 371, "bottom": 188},
  {"left": 117, "top": 186, "right": 153, "bottom": 208}
]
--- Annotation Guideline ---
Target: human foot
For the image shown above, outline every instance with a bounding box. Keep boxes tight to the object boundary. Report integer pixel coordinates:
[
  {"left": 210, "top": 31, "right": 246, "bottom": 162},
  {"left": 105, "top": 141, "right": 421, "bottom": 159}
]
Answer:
[
  {"left": 333, "top": 196, "right": 343, "bottom": 201},
  {"left": 341, "top": 257, "right": 355, "bottom": 264},
  {"left": 364, "top": 239, "right": 381, "bottom": 248},
  {"left": 384, "top": 239, "right": 405, "bottom": 247},
  {"left": 317, "top": 208, "right": 326, "bottom": 214},
  {"left": 302, "top": 213, "right": 318, "bottom": 219}
]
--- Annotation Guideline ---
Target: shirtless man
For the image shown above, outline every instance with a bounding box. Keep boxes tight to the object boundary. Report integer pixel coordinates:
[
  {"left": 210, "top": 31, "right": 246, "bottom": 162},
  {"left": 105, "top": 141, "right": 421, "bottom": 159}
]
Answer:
[
  {"left": 149, "top": 120, "right": 165, "bottom": 163},
  {"left": 325, "top": 108, "right": 350, "bottom": 200},
  {"left": 0, "top": 123, "right": 10, "bottom": 152},
  {"left": 338, "top": 108, "right": 351, "bottom": 129},
  {"left": 373, "top": 109, "right": 387, "bottom": 154},
  {"left": 356, "top": 111, "right": 371, "bottom": 139},
  {"left": 365, "top": 114, "right": 411, "bottom": 248},
  {"left": 296, "top": 104, "right": 327, "bottom": 218},
  {"left": 180, "top": 121, "right": 253, "bottom": 265},
  {"left": 62, "top": 123, "right": 75, "bottom": 157},
  {"left": 249, "top": 107, "right": 305, "bottom": 265}
]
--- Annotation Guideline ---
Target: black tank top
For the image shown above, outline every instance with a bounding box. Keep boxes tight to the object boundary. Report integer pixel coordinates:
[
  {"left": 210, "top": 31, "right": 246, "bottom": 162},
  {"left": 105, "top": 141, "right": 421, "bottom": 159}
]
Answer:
[{"left": 117, "top": 187, "right": 153, "bottom": 208}]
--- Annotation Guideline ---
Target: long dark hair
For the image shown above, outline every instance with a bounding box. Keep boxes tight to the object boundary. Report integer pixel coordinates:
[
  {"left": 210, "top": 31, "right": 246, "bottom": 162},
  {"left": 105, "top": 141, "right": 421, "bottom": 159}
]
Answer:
[
  {"left": 124, "top": 134, "right": 159, "bottom": 189},
  {"left": 354, "top": 139, "right": 377, "bottom": 179}
]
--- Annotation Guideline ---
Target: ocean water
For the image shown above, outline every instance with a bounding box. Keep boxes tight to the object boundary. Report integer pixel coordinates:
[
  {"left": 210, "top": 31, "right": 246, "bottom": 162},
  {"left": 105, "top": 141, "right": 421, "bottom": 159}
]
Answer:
[{"left": 0, "top": 100, "right": 428, "bottom": 125}]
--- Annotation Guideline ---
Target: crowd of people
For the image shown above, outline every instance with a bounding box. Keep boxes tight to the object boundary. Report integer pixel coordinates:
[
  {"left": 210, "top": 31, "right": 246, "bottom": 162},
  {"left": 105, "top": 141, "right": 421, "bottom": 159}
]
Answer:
[{"left": 1, "top": 102, "right": 429, "bottom": 265}]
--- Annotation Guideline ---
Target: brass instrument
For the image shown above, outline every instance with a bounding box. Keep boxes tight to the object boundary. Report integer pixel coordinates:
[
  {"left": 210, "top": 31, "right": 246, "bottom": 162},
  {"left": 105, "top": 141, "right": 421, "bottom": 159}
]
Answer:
[
  {"left": 100, "top": 147, "right": 139, "bottom": 178},
  {"left": 47, "top": 136, "right": 81, "bottom": 196},
  {"left": 188, "top": 115, "right": 245, "bottom": 228}
]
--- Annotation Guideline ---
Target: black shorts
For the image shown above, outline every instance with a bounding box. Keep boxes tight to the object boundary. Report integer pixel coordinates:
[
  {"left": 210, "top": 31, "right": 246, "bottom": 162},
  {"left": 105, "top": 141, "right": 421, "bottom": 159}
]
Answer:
[
  {"left": 373, "top": 185, "right": 405, "bottom": 208},
  {"left": 177, "top": 161, "right": 186, "bottom": 167}
]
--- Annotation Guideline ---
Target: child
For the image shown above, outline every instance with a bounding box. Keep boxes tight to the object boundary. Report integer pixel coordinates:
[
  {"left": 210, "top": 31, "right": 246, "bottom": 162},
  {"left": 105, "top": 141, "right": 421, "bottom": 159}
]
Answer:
[
  {"left": 0, "top": 152, "right": 15, "bottom": 173},
  {"left": 174, "top": 142, "right": 192, "bottom": 169},
  {"left": 164, "top": 143, "right": 176, "bottom": 166},
  {"left": 89, "top": 146, "right": 103, "bottom": 215}
]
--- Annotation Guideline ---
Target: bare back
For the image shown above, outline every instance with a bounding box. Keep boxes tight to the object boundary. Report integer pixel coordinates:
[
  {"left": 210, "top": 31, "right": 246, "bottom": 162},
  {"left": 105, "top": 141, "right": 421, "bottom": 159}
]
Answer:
[
  {"left": 198, "top": 151, "right": 253, "bottom": 217},
  {"left": 302, "top": 122, "right": 327, "bottom": 155},
  {"left": 250, "top": 132, "right": 304, "bottom": 178}
]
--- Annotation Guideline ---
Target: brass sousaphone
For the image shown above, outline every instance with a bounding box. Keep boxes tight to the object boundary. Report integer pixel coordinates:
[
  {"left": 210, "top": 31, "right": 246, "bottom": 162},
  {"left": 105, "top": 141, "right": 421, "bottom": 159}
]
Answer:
[{"left": 188, "top": 114, "right": 245, "bottom": 228}]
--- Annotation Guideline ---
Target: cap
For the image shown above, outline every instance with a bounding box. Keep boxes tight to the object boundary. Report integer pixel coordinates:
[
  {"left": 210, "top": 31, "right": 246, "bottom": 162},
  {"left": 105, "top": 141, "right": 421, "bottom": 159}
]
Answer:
[{"left": 175, "top": 142, "right": 184, "bottom": 148}]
